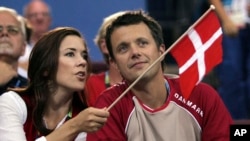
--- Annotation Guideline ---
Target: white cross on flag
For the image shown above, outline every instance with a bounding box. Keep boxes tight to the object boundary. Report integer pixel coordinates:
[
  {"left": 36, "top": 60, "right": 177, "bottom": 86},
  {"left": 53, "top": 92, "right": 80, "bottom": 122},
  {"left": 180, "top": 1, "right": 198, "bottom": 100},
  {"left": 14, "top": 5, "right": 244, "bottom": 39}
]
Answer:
[{"left": 170, "top": 9, "right": 223, "bottom": 99}]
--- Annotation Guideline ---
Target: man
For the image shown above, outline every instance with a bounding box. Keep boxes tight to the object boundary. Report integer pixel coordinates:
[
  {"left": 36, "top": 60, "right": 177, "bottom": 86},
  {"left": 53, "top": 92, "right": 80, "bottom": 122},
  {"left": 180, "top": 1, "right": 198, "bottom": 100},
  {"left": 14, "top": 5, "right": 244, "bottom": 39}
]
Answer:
[
  {"left": 87, "top": 10, "right": 232, "bottom": 141},
  {"left": 0, "top": 7, "right": 28, "bottom": 94},
  {"left": 85, "top": 11, "right": 125, "bottom": 106},
  {"left": 23, "top": 0, "right": 51, "bottom": 46},
  {"left": 18, "top": 0, "right": 52, "bottom": 78}
]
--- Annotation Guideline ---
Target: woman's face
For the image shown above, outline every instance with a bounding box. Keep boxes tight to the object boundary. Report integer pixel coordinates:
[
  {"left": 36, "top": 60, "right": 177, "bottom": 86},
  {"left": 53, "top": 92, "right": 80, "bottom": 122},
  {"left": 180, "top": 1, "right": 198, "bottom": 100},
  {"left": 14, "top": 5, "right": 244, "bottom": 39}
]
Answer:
[{"left": 56, "top": 35, "right": 88, "bottom": 92}]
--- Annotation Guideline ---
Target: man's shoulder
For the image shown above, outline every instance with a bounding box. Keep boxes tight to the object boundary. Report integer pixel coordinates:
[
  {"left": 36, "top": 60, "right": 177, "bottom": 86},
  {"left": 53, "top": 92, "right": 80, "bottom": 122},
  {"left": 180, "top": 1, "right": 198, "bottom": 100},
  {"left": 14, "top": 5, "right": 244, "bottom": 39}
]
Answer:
[
  {"left": 164, "top": 74, "right": 218, "bottom": 98},
  {"left": 0, "top": 75, "right": 28, "bottom": 94}
]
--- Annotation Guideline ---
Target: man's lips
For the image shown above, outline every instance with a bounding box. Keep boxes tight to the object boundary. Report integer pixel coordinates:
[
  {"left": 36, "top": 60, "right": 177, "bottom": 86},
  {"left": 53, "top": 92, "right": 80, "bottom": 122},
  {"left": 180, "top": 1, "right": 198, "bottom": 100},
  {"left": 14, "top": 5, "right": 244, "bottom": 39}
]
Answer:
[{"left": 129, "top": 61, "right": 146, "bottom": 68}]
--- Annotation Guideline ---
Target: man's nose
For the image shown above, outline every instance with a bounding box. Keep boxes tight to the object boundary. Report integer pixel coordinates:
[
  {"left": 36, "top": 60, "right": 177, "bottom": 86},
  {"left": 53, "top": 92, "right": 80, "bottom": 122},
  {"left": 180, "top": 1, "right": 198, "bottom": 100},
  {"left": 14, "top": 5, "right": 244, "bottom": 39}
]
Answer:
[
  {"left": 0, "top": 28, "right": 9, "bottom": 37},
  {"left": 130, "top": 45, "right": 141, "bottom": 58}
]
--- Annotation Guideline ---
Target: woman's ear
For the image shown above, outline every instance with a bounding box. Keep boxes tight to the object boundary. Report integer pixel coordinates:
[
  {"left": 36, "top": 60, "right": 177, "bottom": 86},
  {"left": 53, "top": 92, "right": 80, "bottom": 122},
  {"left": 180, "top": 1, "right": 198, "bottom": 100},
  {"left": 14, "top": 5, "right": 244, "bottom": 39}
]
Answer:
[{"left": 43, "top": 70, "right": 49, "bottom": 77}]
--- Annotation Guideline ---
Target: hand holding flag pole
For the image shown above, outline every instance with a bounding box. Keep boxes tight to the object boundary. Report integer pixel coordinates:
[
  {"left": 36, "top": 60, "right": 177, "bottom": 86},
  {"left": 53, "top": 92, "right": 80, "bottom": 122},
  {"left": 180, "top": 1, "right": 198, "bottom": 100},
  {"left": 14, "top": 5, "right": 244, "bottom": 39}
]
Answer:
[{"left": 107, "top": 5, "right": 221, "bottom": 111}]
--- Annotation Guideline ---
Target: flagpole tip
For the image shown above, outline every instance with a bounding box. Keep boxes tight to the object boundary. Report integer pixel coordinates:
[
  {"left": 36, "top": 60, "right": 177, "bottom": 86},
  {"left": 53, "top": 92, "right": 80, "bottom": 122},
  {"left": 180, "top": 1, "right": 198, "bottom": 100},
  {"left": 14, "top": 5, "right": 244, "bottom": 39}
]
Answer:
[{"left": 210, "top": 5, "right": 215, "bottom": 10}]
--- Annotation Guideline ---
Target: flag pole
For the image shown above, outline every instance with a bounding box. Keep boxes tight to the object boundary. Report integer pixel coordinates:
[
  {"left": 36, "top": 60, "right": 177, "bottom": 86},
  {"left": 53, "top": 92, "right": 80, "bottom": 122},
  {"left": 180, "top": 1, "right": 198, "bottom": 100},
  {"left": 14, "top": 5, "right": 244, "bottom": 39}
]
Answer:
[{"left": 107, "top": 5, "right": 216, "bottom": 111}]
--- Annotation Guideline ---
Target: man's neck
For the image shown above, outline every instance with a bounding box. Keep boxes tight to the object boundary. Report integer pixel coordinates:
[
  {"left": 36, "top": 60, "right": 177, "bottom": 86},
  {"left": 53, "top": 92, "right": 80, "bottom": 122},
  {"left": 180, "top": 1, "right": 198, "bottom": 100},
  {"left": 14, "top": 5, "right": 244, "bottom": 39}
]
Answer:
[
  {"left": 109, "top": 65, "right": 123, "bottom": 85},
  {"left": 0, "top": 57, "right": 18, "bottom": 70},
  {"left": 131, "top": 72, "right": 167, "bottom": 109},
  {"left": 30, "top": 33, "right": 43, "bottom": 45}
]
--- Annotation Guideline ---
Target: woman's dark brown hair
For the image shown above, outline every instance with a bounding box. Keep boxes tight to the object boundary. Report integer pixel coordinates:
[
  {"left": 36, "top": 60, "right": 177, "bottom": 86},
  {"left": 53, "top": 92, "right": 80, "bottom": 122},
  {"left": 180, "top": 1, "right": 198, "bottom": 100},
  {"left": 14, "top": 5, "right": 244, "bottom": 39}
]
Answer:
[{"left": 14, "top": 27, "right": 91, "bottom": 135}]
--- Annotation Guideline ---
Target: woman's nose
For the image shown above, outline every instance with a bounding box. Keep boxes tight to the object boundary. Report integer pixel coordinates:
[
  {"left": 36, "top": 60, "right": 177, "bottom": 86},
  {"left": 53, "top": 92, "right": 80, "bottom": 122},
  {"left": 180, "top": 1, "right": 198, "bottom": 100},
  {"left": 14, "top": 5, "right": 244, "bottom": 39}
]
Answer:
[{"left": 76, "top": 55, "right": 87, "bottom": 67}]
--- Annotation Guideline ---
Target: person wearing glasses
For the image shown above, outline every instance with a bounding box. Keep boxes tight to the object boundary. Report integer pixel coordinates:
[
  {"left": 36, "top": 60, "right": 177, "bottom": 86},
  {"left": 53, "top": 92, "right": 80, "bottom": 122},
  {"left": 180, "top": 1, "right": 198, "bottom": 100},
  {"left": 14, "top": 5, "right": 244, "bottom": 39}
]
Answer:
[
  {"left": 19, "top": 0, "right": 52, "bottom": 78},
  {"left": 0, "top": 7, "right": 28, "bottom": 95}
]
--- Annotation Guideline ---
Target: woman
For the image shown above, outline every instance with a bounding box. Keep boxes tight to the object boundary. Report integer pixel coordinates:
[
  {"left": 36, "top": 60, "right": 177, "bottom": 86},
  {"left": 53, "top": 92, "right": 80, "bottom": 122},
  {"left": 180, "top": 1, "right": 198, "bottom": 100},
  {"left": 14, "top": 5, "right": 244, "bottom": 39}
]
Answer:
[{"left": 0, "top": 27, "right": 109, "bottom": 141}]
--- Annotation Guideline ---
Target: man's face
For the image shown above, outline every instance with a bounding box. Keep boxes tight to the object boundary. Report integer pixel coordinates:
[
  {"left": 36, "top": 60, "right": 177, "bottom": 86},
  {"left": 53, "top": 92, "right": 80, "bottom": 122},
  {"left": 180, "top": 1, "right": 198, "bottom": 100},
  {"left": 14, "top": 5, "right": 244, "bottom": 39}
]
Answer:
[
  {"left": 26, "top": 1, "right": 51, "bottom": 35},
  {"left": 0, "top": 12, "right": 25, "bottom": 61},
  {"left": 110, "top": 22, "right": 164, "bottom": 83}
]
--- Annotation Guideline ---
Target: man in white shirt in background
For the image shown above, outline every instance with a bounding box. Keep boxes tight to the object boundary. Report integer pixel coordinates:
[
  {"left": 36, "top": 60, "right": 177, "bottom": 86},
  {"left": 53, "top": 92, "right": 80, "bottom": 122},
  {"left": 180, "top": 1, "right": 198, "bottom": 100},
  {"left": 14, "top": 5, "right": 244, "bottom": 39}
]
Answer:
[{"left": 18, "top": 0, "right": 52, "bottom": 78}]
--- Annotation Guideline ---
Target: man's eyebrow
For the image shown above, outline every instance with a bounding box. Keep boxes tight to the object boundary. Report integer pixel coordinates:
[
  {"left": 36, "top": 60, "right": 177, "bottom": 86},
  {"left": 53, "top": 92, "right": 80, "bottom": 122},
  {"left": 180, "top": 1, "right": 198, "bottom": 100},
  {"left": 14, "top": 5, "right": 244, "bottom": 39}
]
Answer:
[
  {"left": 0, "top": 25, "right": 19, "bottom": 28},
  {"left": 118, "top": 42, "right": 128, "bottom": 46}
]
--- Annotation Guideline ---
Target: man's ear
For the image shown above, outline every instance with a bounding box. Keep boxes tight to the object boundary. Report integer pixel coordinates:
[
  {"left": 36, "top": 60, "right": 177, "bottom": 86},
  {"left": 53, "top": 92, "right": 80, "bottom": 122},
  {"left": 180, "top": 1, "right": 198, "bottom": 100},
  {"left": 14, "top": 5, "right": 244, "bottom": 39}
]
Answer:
[
  {"left": 159, "top": 44, "right": 166, "bottom": 62},
  {"left": 109, "top": 57, "right": 119, "bottom": 71},
  {"left": 100, "top": 39, "right": 109, "bottom": 54}
]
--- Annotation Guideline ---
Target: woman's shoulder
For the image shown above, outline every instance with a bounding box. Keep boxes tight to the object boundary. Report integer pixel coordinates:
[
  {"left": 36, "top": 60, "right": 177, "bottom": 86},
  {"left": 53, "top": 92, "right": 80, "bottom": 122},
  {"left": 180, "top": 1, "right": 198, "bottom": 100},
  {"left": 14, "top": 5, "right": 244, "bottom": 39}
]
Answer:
[
  {"left": 0, "top": 91, "right": 27, "bottom": 123},
  {"left": 0, "top": 91, "right": 25, "bottom": 105}
]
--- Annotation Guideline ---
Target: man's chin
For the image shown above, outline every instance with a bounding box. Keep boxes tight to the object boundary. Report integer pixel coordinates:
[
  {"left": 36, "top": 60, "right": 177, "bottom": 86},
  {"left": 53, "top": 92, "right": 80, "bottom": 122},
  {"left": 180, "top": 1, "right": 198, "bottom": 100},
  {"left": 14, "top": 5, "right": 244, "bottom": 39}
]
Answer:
[{"left": 0, "top": 44, "right": 13, "bottom": 55}]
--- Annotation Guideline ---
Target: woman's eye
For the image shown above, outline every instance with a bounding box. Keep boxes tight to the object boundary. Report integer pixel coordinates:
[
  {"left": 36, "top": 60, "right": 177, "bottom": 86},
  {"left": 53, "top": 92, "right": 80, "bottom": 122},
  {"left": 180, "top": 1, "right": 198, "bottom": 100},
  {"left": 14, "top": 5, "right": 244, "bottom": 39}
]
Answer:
[
  {"left": 82, "top": 53, "right": 88, "bottom": 60},
  {"left": 65, "top": 52, "right": 74, "bottom": 57}
]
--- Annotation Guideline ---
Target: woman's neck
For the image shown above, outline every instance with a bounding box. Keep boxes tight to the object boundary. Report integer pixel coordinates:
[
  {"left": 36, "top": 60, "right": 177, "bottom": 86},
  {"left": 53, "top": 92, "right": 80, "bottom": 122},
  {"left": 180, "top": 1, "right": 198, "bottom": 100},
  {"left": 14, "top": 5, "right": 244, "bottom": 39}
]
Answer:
[{"left": 43, "top": 90, "right": 73, "bottom": 129}]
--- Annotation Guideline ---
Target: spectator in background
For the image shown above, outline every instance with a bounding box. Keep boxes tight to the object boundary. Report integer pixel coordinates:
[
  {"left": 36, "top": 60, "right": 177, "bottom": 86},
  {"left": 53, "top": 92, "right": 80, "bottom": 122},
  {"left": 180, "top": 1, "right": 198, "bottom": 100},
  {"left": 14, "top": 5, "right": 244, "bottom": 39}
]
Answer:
[
  {"left": 209, "top": 0, "right": 250, "bottom": 119},
  {"left": 0, "top": 7, "right": 28, "bottom": 95},
  {"left": 18, "top": 0, "right": 52, "bottom": 78},
  {"left": 0, "top": 27, "right": 109, "bottom": 141},
  {"left": 87, "top": 10, "right": 232, "bottom": 141},
  {"left": 18, "top": 18, "right": 33, "bottom": 79},
  {"left": 85, "top": 11, "right": 124, "bottom": 106},
  {"left": 23, "top": 0, "right": 51, "bottom": 46}
]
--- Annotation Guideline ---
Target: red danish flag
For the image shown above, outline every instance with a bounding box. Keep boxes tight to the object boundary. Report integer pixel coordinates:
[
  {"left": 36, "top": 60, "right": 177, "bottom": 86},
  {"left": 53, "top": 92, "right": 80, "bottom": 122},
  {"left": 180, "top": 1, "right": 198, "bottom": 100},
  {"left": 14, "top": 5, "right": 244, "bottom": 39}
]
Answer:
[{"left": 170, "top": 9, "right": 223, "bottom": 99}]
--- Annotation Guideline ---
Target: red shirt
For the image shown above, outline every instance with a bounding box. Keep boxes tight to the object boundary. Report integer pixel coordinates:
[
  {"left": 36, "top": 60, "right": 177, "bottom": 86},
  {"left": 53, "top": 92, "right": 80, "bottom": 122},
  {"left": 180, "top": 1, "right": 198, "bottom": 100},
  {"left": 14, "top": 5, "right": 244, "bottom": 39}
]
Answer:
[
  {"left": 85, "top": 72, "right": 108, "bottom": 106},
  {"left": 87, "top": 76, "right": 233, "bottom": 141}
]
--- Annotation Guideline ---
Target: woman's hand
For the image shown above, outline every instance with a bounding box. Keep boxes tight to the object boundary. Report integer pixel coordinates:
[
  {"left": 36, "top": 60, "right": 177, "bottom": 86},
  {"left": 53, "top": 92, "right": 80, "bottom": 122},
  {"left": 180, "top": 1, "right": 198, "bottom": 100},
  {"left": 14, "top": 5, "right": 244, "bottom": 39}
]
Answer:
[{"left": 73, "top": 107, "right": 110, "bottom": 132}]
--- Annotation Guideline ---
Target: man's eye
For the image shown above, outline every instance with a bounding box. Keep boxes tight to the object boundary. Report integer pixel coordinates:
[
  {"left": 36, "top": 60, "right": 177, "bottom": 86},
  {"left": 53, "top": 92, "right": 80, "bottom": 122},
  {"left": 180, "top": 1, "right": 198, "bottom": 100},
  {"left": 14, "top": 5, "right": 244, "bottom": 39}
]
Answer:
[
  {"left": 8, "top": 27, "right": 19, "bottom": 35},
  {"left": 118, "top": 45, "right": 128, "bottom": 53},
  {"left": 138, "top": 40, "right": 148, "bottom": 47},
  {"left": 0, "top": 26, "right": 20, "bottom": 35}
]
